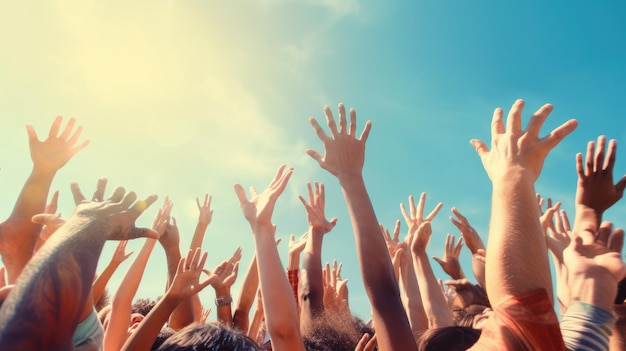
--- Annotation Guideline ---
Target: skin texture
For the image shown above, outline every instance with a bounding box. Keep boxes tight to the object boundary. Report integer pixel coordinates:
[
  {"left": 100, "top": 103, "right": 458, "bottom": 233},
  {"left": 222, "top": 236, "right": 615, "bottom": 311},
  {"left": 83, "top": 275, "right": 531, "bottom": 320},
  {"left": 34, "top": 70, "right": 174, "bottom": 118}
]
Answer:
[
  {"left": 234, "top": 165, "right": 306, "bottom": 351},
  {"left": 0, "top": 117, "right": 88, "bottom": 284},
  {"left": 470, "top": 99, "right": 577, "bottom": 307},
  {"left": 306, "top": 103, "right": 416, "bottom": 351},
  {"left": 0, "top": 183, "right": 157, "bottom": 350}
]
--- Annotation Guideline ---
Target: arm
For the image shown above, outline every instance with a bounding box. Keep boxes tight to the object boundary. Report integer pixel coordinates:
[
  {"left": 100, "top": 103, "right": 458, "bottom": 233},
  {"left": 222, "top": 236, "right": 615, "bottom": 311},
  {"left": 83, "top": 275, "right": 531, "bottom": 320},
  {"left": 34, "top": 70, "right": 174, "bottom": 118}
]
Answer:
[
  {"left": 232, "top": 253, "right": 259, "bottom": 333},
  {"left": 234, "top": 165, "right": 305, "bottom": 351},
  {"left": 298, "top": 181, "right": 337, "bottom": 332},
  {"left": 103, "top": 238, "right": 158, "bottom": 351},
  {"left": 0, "top": 117, "right": 88, "bottom": 283},
  {"left": 121, "top": 248, "right": 215, "bottom": 351},
  {"left": 32, "top": 190, "right": 59, "bottom": 252},
  {"left": 287, "top": 232, "right": 307, "bottom": 313},
  {"left": 210, "top": 248, "right": 242, "bottom": 326},
  {"left": 189, "top": 194, "right": 213, "bottom": 251},
  {"left": 247, "top": 289, "right": 264, "bottom": 339},
  {"left": 306, "top": 104, "right": 416, "bottom": 350},
  {"left": 410, "top": 221, "right": 455, "bottom": 329},
  {"left": 573, "top": 136, "right": 626, "bottom": 240},
  {"left": 470, "top": 99, "right": 577, "bottom": 305},
  {"left": 0, "top": 183, "right": 157, "bottom": 350},
  {"left": 92, "top": 240, "right": 134, "bottom": 305}
]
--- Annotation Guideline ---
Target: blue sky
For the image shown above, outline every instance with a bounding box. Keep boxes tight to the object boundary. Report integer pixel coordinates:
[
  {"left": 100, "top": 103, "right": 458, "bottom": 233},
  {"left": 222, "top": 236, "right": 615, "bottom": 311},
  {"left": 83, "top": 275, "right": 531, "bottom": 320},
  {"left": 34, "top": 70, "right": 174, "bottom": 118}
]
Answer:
[{"left": 1, "top": 0, "right": 625, "bottom": 320}]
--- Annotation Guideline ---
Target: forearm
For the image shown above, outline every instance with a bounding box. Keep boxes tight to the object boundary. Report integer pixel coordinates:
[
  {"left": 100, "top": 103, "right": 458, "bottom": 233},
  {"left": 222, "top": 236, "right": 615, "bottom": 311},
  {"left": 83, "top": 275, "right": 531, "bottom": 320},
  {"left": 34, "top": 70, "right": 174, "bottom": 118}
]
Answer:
[
  {"left": 573, "top": 206, "right": 602, "bottom": 241},
  {"left": 299, "top": 229, "right": 325, "bottom": 330},
  {"left": 105, "top": 239, "right": 156, "bottom": 351},
  {"left": 189, "top": 222, "right": 209, "bottom": 251},
  {"left": 163, "top": 247, "right": 193, "bottom": 330},
  {"left": 247, "top": 306, "right": 264, "bottom": 339},
  {"left": 487, "top": 172, "right": 553, "bottom": 305},
  {"left": 1, "top": 167, "right": 56, "bottom": 283},
  {"left": 233, "top": 254, "right": 259, "bottom": 333},
  {"left": 413, "top": 253, "right": 454, "bottom": 329},
  {"left": 214, "top": 286, "right": 234, "bottom": 326},
  {"left": 399, "top": 262, "right": 429, "bottom": 335},
  {"left": 0, "top": 217, "right": 108, "bottom": 350},
  {"left": 253, "top": 224, "right": 303, "bottom": 350},
  {"left": 121, "top": 293, "right": 182, "bottom": 351},
  {"left": 338, "top": 175, "right": 415, "bottom": 350},
  {"left": 93, "top": 260, "right": 121, "bottom": 306}
]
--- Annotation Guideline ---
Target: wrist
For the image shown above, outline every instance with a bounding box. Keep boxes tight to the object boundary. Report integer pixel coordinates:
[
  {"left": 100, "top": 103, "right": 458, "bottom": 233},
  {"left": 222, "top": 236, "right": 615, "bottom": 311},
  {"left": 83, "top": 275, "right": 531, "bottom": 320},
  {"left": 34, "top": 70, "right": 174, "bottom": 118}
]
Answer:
[{"left": 215, "top": 295, "right": 233, "bottom": 307}]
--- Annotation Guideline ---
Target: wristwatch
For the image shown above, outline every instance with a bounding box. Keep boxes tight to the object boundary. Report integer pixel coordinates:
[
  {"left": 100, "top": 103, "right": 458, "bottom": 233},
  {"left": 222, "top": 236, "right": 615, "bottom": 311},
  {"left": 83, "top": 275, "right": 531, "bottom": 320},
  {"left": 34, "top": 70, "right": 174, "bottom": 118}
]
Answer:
[{"left": 215, "top": 295, "right": 233, "bottom": 306}]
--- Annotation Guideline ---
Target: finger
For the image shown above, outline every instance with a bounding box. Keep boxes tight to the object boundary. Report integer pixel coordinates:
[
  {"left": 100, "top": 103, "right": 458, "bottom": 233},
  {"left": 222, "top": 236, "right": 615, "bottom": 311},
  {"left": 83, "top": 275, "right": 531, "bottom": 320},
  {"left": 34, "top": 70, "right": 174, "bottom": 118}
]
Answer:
[
  {"left": 70, "top": 182, "right": 87, "bottom": 205},
  {"left": 121, "top": 191, "right": 138, "bottom": 209},
  {"left": 408, "top": 195, "right": 416, "bottom": 219},
  {"left": 338, "top": 102, "right": 347, "bottom": 133},
  {"left": 346, "top": 105, "right": 357, "bottom": 136},
  {"left": 92, "top": 178, "right": 108, "bottom": 201},
  {"left": 355, "top": 334, "right": 370, "bottom": 351},
  {"left": 605, "top": 139, "right": 618, "bottom": 172},
  {"left": 31, "top": 214, "right": 59, "bottom": 226},
  {"left": 584, "top": 140, "right": 595, "bottom": 176},
  {"left": 609, "top": 229, "right": 625, "bottom": 253},
  {"left": 309, "top": 116, "right": 330, "bottom": 141},
  {"left": 417, "top": 193, "right": 426, "bottom": 220},
  {"left": 70, "top": 139, "right": 90, "bottom": 155},
  {"left": 505, "top": 99, "right": 524, "bottom": 136},
  {"left": 324, "top": 105, "right": 338, "bottom": 137},
  {"left": 48, "top": 116, "right": 63, "bottom": 138},
  {"left": 470, "top": 139, "right": 489, "bottom": 160},
  {"left": 432, "top": 256, "right": 445, "bottom": 268},
  {"left": 133, "top": 194, "right": 157, "bottom": 214},
  {"left": 575, "top": 152, "right": 585, "bottom": 179},
  {"left": 125, "top": 227, "right": 159, "bottom": 240},
  {"left": 196, "top": 197, "right": 201, "bottom": 209},
  {"left": 58, "top": 117, "right": 76, "bottom": 140},
  {"left": 544, "top": 119, "right": 578, "bottom": 151},
  {"left": 47, "top": 191, "right": 59, "bottom": 214},
  {"left": 425, "top": 202, "right": 444, "bottom": 222},
  {"left": 66, "top": 125, "right": 83, "bottom": 146},
  {"left": 560, "top": 210, "right": 572, "bottom": 232},
  {"left": 197, "top": 250, "right": 208, "bottom": 271},
  {"left": 393, "top": 220, "right": 401, "bottom": 242},
  {"left": 307, "top": 182, "right": 314, "bottom": 204},
  {"left": 595, "top": 136, "right": 607, "bottom": 173},
  {"left": 491, "top": 107, "right": 505, "bottom": 136},
  {"left": 305, "top": 149, "right": 324, "bottom": 165},
  {"left": 233, "top": 184, "right": 248, "bottom": 205},
  {"left": 108, "top": 186, "right": 126, "bottom": 203},
  {"left": 319, "top": 182, "right": 326, "bottom": 209},
  {"left": 359, "top": 119, "right": 371, "bottom": 142},
  {"left": 525, "top": 103, "right": 553, "bottom": 138},
  {"left": 400, "top": 202, "right": 410, "bottom": 224},
  {"left": 26, "top": 124, "right": 39, "bottom": 144}
]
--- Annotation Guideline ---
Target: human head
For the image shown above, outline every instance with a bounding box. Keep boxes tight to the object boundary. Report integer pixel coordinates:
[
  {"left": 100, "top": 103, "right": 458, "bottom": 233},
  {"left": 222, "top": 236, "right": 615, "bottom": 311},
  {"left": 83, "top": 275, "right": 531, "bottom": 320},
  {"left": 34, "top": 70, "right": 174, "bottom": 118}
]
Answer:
[
  {"left": 157, "top": 322, "right": 260, "bottom": 351},
  {"left": 417, "top": 326, "right": 480, "bottom": 351}
]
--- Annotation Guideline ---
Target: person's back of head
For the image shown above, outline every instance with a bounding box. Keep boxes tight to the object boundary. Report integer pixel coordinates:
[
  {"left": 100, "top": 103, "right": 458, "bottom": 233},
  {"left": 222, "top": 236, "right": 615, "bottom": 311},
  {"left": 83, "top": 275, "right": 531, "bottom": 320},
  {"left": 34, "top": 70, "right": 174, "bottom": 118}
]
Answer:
[
  {"left": 157, "top": 322, "right": 260, "bottom": 351},
  {"left": 417, "top": 326, "right": 480, "bottom": 351},
  {"left": 302, "top": 312, "right": 364, "bottom": 351}
]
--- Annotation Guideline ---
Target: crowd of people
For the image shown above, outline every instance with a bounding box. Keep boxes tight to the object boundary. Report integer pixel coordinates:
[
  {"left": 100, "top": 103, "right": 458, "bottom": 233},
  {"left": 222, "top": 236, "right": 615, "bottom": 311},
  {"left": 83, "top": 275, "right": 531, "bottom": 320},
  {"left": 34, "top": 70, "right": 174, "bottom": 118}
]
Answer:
[{"left": 0, "top": 99, "right": 625, "bottom": 350}]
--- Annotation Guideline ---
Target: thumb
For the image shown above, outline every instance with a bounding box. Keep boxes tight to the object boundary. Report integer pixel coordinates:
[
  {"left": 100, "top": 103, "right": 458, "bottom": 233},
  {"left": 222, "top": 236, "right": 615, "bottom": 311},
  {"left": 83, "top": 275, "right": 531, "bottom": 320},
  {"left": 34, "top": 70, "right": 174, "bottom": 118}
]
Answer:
[{"left": 32, "top": 213, "right": 58, "bottom": 225}]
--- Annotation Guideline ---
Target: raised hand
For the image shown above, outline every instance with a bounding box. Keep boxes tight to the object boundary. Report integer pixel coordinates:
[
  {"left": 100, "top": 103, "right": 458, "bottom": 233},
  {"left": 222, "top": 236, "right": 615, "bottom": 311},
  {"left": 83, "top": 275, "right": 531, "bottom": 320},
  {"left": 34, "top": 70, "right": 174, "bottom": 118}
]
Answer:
[
  {"left": 298, "top": 181, "right": 337, "bottom": 234},
  {"left": 288, "top": 233, "right": 308, "bottom": 258},
  {"left": 380, "top": 220, "right": 402, "bottom": 258},
  {"left": 111, "top": 240, "right": 134, "bottom": 266},
  {"left": 160, "top": 217, "right": 180, "bottom": 252},
  {"left": 233, "top": 165, "right": 293, "bottom": 228},
  {"left": 196, "top": 194, "right": 214, "bottom": 226},
  {"left": 576, "top": 136, "right": 626, "bottom": 214},
  {"left": 152, "top": 196, "right": 173, "bottom": 238},
  {"left": 471, "top": 100, "right": 577, "bottom": 181},
  {"left": 169, "top": 248, "right": 214, "bottom": 300},
  {"left": 44, "top": 190, "right": 59, "bottom": 216},
  {"left": 432, "top": 234, "right": 466, "bottom": 280},
  {"left": 306, "top": 103, "right": 371, "bottom": 180},
  {"left": 354, "top": 333, "right": 377, "bottom": 351},
  {"left": 26, "top": 117, "right": 89, "bottom": 173},
  {"left": 400, "top": 193, "right": 443, "bottom": 239},
  {"left": 450, "top": 208, "right": 485, "bottom": 254},
  {"left": 410, "top": 221, "right": 433, "bottom": 255},
  {"left": 211, "top": 250, "right": 242, "bottom": 290},
  {"left": 35, "top": 182, "right": 158, "bottom": 240}
]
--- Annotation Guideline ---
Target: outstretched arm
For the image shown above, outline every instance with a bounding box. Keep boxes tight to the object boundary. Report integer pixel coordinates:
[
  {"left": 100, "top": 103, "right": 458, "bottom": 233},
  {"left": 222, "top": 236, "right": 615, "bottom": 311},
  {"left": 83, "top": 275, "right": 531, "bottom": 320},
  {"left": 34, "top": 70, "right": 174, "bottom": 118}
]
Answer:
[
  {"left": 470, "top": 99, "right": 577, "bottom": 305},
  {"left": 234, "top": 165, "right": 305, "bottom": 351},
  {"left": 299, "top": 181, "right": 337, "bottom": 332},
  {"left": 0, "top": 117, "right": 88, "bottom": 283},
  {"left": 0, "top": 183, "right": 156, "bottom": 350},
  {"left": 306, "top": 104, "right": 416, "bottom": 350},
  {"left": 121, "top": 248, "right": 215, "bottom": 351}
]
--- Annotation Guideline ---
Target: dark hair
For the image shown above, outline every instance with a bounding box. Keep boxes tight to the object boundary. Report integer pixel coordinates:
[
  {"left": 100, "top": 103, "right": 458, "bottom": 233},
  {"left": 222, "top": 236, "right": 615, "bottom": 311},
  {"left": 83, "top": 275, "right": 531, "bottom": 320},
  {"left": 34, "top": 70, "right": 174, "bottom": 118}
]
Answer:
[
  {"left": 133, "top": 297, "right": 157, "bottom": 316},
  {"left": 157, "top": 322, "right": 260, "bottom": 351},
  {"left": 302, "top": 312, "right": 365, "bottom": 351},
  {"left": 151, "top": 327, "right": 175, "bottom": 351},
  {"left": 417, "top": 326, "right": 480, "bottom": 351}
]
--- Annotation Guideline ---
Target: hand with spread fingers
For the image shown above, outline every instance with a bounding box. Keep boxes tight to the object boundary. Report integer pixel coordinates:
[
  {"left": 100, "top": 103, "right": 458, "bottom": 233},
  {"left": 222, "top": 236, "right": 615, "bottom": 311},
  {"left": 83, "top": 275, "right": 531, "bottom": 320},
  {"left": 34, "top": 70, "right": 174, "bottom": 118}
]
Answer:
[
  {"left": 450, "top": 207, "right": 485, "bottom": 255},
  {"left": 432, "top": 234, "right": 466, "bottom": 280},
  {"left": 27, "top": 116, "right": 89, "bottom": 173},
  {"left": 298, "top": 181, "right": 337, "bottom": 235},
  {"left": 400, "top": 193, "right": 443, "bottom": 241}
]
